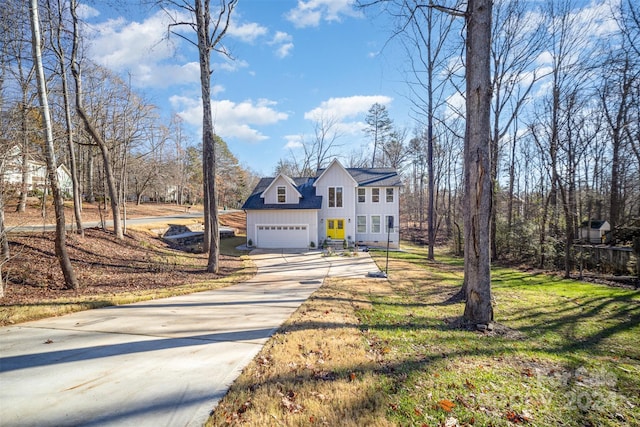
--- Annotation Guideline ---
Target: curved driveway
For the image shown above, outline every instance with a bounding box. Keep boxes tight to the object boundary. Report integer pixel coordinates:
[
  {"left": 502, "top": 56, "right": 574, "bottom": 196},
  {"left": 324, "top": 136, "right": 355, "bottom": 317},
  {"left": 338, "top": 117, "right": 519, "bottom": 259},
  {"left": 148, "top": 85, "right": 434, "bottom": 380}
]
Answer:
[{"left": 0, "top": 249, "right": 380, "bottom": 427}]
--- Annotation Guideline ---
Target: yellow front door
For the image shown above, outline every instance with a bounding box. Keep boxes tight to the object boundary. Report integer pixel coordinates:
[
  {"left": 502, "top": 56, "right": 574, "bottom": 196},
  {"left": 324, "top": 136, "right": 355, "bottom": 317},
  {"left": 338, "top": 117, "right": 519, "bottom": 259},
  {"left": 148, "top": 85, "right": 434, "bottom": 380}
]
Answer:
[{"left": 326, "top": 219, "right": 345, "bottom": 240}]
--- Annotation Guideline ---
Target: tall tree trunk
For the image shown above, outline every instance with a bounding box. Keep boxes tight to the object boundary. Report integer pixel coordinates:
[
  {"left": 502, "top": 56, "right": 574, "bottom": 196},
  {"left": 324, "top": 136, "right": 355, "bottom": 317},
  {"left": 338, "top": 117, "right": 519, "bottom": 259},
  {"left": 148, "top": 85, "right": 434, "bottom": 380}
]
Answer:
[
  {"left": 192, "top": 0, "right": 235, "bottom": 273},
  {"left": 426, "top": 7, "right": 436, "bottom": 261},
  {"left": 17, "top": 109, "right": 29, "bottom": 213},
  {"left": 49, "top": 0, "right": 83, "bottom": 235},
  {"left": 29, "top": 0, "right": 78, "bottom": 290},
  {"left": 0, "top": 194, "right": 9, "bottom": 298},
  {"left": 463, "top": 0, "right": 494, "bottom": 326},
  {"left": 69, "top": 0, "right": 122, "bottom": 239},
  {"left": 506, "top": 128, "right": 517, "bottom": 255},
  {"left": 0, "top": 187, "right": 8, "bottom": 298},
  {"left": 0, "top": 189, "right": 8, "bottom": 261},
  {"left": 86, "top": 150, "right": 95, "bottom": 203}
]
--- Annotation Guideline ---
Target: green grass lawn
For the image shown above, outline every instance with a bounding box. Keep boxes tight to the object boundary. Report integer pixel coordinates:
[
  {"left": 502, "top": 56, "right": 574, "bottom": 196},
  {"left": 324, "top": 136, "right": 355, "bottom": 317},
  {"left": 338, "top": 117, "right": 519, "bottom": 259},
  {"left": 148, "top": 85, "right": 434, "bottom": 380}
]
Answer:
[
  {"left": 209, "top": 244, "right": 639, "bottom": 426},
  {"left": 364, "top": 245, "right": 639, "bottom": 426}
]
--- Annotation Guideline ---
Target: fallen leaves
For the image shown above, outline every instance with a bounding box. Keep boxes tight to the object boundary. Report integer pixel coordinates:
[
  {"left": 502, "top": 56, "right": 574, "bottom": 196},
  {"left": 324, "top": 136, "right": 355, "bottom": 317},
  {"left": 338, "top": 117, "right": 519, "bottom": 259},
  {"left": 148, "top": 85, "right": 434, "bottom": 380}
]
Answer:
[
  {"left": 279, "top": 390, "right": 304, "bottom": 414},
  {"left": 437, "top": 399, "right": 456, "bottom": 412},
  {"left": 506, "top": 409, "right": 532, "bottom": 423}
]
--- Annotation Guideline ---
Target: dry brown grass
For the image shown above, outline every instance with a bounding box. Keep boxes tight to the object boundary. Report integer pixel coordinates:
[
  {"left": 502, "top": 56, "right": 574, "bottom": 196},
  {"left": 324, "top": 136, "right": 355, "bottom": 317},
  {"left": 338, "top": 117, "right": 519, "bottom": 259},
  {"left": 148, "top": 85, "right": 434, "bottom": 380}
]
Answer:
[{"left": 208, "top": 276, "right": 396, "bottom": 426}]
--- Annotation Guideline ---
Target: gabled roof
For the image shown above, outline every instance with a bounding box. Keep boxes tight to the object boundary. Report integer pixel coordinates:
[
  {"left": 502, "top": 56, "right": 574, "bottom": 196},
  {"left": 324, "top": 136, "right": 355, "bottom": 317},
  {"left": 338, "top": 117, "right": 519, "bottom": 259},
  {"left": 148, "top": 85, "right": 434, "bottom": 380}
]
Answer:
[
  {"left": 242, "top": 177, "right": 322, "bottom": 210},
  {"left": 260, "top": 172, "right": 302, "bottom": 199},
  {"left": 314, "top": 166, "right": 402, "bottom": 187},
  {"left": 313, "top": 158, "right": 358, "bottom": 187}
]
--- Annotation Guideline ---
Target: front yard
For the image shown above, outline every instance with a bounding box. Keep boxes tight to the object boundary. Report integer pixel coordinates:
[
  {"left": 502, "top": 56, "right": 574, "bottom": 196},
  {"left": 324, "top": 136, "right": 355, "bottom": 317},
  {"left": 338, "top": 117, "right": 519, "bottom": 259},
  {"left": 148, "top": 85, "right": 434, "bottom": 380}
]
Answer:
[{"left": 209, "top": 244, "right": 640, "bottom": 426}]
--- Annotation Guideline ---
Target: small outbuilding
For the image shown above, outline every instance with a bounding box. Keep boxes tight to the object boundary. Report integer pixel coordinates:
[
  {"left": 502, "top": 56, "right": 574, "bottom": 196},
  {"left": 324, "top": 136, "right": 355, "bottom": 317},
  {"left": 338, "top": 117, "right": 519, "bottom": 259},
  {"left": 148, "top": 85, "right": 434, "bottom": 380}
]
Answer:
[{"left": 579, "top": 220, "right": 611, "bottom": 244}]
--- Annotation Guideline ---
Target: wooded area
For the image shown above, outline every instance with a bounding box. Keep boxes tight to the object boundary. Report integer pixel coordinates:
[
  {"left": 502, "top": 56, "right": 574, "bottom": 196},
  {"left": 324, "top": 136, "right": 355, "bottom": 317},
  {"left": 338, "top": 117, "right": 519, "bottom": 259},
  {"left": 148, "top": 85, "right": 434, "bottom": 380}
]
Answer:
[
  {"left": 349, "top": 0, "right": 640, "bottom": 283},
  {"left": 1, "top": 0, "right": 257, "bottom": 293}
]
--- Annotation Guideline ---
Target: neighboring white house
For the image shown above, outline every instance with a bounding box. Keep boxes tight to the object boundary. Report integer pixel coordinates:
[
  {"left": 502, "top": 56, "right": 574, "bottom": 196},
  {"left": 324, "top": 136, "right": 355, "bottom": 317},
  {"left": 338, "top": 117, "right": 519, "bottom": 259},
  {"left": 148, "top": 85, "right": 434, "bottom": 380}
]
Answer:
[
  {"left": 2, "top": 145, "right": 73, "bottom": 197},
  {"left": 579, "top": 220, "right": 611, "bottom": 244},
  {"left": 242, "top": 159, "right": 402, "bottom": 249}
]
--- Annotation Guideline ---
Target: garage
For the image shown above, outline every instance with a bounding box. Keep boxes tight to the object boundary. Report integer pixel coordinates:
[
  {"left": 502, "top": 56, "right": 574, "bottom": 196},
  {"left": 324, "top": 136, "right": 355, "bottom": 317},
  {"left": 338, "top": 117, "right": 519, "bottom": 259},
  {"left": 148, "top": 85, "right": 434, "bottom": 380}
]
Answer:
[{"left": 256, "top": 225, "right": 309, "bottom": 249}]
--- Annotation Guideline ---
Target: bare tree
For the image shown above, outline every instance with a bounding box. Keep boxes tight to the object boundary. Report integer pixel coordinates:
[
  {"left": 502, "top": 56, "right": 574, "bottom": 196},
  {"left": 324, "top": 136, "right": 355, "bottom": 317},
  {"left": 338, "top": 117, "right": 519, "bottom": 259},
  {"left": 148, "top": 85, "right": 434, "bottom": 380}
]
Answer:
[
  {"left": 463, "top": 0, "right": 494, "bottom": 326},
  {"left": 3, "top": 0, "right": 36, "bottom": 213},
  {"left": 29, "top": 0, "right": 77, "bottom": 289},
  {"left": 45, "top": 0, "right": 83, "bottom": 235},
  {"left": 69, "top": 0, "right": 123, "bottom": 239},
  {"left": 383, "top": 129, "right": 408, "bottom": 170},
  {"left": 399, "top": 0, "right": 459, "bottom": 260},
  {"left": 0, "top": 152, "right": 10, "bottom": 298},
  {"left": 162, "top": 0, "right": 237, "bottom": 273},
  {"left": 282, "top": 113, "right": 344, "bottom": 176},
  {"left": 489, "top": 0, "right": 545, "bottom": 260},
  {"left": 308, "top": 113, "right": 344, "bottom": 172}
]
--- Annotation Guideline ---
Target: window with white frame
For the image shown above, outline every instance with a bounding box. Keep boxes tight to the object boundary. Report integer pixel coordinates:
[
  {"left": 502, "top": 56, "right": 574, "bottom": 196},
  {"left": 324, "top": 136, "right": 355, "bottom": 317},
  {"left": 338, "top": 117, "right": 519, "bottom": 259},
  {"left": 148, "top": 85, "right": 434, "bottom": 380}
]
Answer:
[
  {"left": 385, "top": 215, "right": 395, "bottom": 233},
  {"left": 386, "top": 188, "right": 394, "bottom": 203},
  {"left": 371, "top": 215, "right": 381, "bottom": 233},
  {"left": 357, "top": 188, "right": 365, "bottom": 203},
  {"left": 357, "top": 215, "right": 367, "bottom": 233},
  {"left": 277, "top": 186, "right": 286, "bottom": 203},
  {"left": 328, "top": 186, "right": 343, "bottom": 207},
  {"left": 372, "top": 188, "right": 380, "bottom": 203}
]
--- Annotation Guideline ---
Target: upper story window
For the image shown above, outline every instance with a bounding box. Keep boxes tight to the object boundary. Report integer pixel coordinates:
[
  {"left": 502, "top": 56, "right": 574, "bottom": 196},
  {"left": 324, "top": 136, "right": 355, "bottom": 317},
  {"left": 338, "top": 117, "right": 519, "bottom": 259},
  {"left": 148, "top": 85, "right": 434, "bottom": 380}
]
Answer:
[
  {"left": 372, "top": 188, "right": 380, "bottom": 203},
  {"left": 277, "top": 186, "right": 286, "bottom": 203},
  {"left": 357, "top": 188, "right": 366, "bottom": 203},
  {"left": 328, "top": 187, "right": 343, "bottom": 207},
  {"left": 386, "top": 188, "right": 394, "bottom": 203}
]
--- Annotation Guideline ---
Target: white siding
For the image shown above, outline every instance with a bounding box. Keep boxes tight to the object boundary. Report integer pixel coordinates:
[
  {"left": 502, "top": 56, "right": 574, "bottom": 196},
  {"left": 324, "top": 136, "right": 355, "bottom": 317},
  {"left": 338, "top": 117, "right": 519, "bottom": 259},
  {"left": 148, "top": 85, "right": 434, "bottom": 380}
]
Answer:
[
  {"left": 314, "top": 161, "right": 357, "bottom": 242},
  {"left": 246, "top": 210, "right": 318, "bottom": 249},
  {"left": 262, "top": 175, "right": 300, "bottom": 204},
  {"left": 355, "top": 186, "right": 399, "bottom": 248}
]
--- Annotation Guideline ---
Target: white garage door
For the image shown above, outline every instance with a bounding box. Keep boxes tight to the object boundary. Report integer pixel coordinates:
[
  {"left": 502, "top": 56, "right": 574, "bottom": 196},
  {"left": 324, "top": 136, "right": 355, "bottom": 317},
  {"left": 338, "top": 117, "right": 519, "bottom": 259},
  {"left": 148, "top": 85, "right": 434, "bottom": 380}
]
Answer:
[{"left": 256, "top": 225, "right": 309, "bottom": 249}]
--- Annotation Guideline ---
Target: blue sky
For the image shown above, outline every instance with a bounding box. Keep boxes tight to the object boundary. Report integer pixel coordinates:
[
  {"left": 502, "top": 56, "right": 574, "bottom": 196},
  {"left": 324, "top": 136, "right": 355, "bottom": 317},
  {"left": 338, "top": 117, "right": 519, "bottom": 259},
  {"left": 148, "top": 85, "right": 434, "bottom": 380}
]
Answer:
[
  {"left": 80, "top": 0, "right": 413, "bottom": 176},
  {"left": 78, "top": 0, "right": 618, "bottom": 177}
]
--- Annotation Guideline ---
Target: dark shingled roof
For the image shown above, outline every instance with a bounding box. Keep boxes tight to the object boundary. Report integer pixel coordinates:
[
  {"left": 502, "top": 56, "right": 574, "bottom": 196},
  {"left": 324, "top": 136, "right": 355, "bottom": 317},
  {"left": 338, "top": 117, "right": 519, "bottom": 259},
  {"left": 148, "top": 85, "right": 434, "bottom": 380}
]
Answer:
[
  {"left": 345, "top": 167, "right": 402, "bottom": 187},
  {"left": 242, "top": 177, "right": 323, "bottom": 210},
  {"left": 579, "top": 220, "right": 608, "bottom": 229},
  {"left": 242, "top": 167, "right": 402, "bottom": 210}
]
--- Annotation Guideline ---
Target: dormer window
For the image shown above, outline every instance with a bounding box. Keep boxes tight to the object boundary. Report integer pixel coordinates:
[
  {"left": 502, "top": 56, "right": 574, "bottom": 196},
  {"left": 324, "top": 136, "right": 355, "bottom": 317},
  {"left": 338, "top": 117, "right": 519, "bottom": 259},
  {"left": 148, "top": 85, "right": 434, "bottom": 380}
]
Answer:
[{"left": 277, "top": 186, "right": 286, "bottom": 203}]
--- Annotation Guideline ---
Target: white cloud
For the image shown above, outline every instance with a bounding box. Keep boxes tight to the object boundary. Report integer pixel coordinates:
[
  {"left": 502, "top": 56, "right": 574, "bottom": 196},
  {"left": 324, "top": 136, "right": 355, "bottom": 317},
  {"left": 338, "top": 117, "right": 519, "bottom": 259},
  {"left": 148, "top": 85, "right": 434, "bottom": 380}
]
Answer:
[
  {"left": 269, "top": 32, "right": 294, "bottom": 58},
  {"left": 275, "top": 42, "right": 295, "bottom": 58},
  {"left": 216, "top": 58, "right": 250, "bottom": 72},
  {"left": 575, "top": 0, "right": 619, "bottom": 38},
  {"left": 284, "top": 135, "right": 305, "bottom": 149},
  {"left": 77, "top": 3, "right": 100, "bottom": 19},
  {"left": 86, "top": 10, "right": 200, "bottom": 88},
  {"left": 304, "top": 95, "right": 393, "bottom": 121},
  {"left": 170, "top": 97, "right": 288, "bottom": 143},
  {"left": 86, "top": 9, "right": 254, "bottom": 88},
  {"left": 229, "top": 21, "right": 268, "bottom": 43},
  {"left": 444, "top": 92, "right": 465, "bottom": 120},
  {"left": 286, "top": 0, "right": 362, "bottom": 28}
]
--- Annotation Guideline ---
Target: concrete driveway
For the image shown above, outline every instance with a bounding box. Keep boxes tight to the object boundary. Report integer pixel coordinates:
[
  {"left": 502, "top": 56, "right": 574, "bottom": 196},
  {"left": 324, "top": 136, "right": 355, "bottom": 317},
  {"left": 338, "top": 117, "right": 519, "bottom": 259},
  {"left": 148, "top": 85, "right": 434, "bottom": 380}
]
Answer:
[{"left": 0, "top": 250, "right": 380, "bottom": 427}]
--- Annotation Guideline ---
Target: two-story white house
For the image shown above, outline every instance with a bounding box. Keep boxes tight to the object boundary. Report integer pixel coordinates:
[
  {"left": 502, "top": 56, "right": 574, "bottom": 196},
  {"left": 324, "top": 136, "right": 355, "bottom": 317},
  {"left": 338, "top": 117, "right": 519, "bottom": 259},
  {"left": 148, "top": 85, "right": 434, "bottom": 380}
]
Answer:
[{"left": 242, "top": 159, "right": 402, "bottom": 250}]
